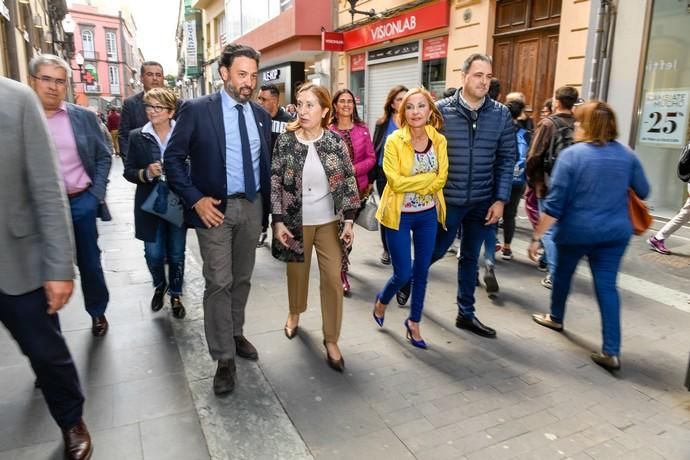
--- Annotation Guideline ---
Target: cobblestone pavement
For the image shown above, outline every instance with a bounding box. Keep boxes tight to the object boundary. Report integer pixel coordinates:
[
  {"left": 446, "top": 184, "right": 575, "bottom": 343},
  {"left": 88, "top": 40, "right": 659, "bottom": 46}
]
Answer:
[{"left": 2, "top": 162, "right": 689, "bottom": 460}]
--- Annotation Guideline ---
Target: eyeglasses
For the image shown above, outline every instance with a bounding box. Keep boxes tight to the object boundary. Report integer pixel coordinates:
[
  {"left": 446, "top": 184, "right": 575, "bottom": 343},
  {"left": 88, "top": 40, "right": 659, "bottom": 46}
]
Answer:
[
  {"left": 144, "top": 104, "right": 170, "bottom": 113},
  {"left": 32, "top": 75, "right": 67, "bottom": 87}
]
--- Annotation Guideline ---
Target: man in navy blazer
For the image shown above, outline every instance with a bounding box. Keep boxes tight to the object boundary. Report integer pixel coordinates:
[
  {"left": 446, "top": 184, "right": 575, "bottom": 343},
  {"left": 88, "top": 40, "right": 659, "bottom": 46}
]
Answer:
[
  {"left": 166, "top": 44, "right": 271, "bottom": 396},
  {"left": 119, "top": 61, "right": 167, "bottom": 159},
  {"left": 29, "top": 55, "right": 112, "bottom": 338}
]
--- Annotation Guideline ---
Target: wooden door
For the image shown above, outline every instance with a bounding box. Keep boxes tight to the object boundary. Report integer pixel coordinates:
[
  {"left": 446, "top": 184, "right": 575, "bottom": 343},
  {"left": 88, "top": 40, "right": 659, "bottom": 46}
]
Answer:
[
  {"left": 492, "top": 0, "right": 561, "bottom": 122},
  {"left": 493, "top": 30, "right": 559, "bottom": 119}
]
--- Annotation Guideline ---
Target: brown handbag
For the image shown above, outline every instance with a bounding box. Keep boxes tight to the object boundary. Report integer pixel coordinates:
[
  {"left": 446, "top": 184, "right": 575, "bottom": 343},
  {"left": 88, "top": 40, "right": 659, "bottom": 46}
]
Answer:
[{"left": 628, "top": 189, "right": 652, "bottom": 235}]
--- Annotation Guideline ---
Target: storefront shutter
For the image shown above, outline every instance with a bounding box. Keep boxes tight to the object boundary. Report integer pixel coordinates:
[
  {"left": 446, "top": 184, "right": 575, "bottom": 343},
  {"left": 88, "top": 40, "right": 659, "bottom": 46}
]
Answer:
[{"left": 366, "top": 58, "right": 420, "bottom": 130}]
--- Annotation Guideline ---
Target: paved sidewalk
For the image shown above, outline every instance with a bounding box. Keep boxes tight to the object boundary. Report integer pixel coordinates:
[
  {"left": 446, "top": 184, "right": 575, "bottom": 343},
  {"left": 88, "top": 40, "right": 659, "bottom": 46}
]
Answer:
[{"left": 3, "top": 160, "right": 690, "bottom": 459}]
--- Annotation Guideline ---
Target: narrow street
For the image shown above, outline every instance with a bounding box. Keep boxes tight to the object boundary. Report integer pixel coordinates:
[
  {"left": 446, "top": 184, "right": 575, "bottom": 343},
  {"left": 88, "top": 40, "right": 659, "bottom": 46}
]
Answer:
[{"left": 1, "top": 162, "right": 689, "bottom": 460}]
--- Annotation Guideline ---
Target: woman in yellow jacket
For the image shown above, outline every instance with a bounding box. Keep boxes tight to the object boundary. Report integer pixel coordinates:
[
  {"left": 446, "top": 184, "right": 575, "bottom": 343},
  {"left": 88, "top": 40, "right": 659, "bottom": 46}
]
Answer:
[{"left": 373, "top": 87, "right": 448, "bottom": 348}]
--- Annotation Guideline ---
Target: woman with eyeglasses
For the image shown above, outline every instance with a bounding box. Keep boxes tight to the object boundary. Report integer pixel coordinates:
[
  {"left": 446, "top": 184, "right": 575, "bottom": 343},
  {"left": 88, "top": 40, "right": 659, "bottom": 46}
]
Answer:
[
  {"left": 372, "top": 85, "right": 408, "bottom": 265},
  {"left": 123, "top": 88, "right": 187, "bottom": 319},
  {"left": 329, "top": 89, "right": 376, "bottom": 296},
  {"left": 528, "top": 101, "right": 650, "bottom": 371}
]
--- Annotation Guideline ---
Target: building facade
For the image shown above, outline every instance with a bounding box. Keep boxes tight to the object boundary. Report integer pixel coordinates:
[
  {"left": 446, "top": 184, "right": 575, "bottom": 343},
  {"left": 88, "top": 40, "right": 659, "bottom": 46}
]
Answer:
[
  {"left": 68, "top": 2, "right": 140, "bottom": 111},
  {"left": 0, "top": 0, "right": 70, "bottom": 83},
  {"left": 192, "top": 0, "right": 225, "bottom": 95},
  {"left": 586, "top": 0, "right": 690, "bottom": 215},
  {"left": 332, "top": 0, "right": 590, "bottom": 130}
]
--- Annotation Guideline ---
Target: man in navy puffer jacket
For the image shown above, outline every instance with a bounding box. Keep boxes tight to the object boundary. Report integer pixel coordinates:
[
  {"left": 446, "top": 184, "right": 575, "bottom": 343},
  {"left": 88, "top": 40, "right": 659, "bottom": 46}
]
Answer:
[{"left": 397, "top": 54, "right": 515, "bottom": 338}]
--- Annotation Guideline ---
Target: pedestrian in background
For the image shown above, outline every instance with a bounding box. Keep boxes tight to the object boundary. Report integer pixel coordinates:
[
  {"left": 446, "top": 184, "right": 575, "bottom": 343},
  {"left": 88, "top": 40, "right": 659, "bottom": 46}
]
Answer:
[
  {"left": 526, "top": 86, "right": 579, "bottom": 289},
  {"left": 0, "top": 75, "right": 93, "bottom": 460},
  {"left": 372, "top": 85, "right": 408, "bottom": 265},
  {"left": 120, "top": 61, "right": 166, "bottom": 159},
  {"left": 123, "top": 88, "right": 186, "bottom": 319},
  {"left": 329, "top": 88, "right": 376, "bottom": 295},
  {"left": 373, "top": 88, "right": 448, "bottom": 349},
  {"left": 529, "top": 101, "right": 650, "bottom": 371},
  {"left": 166, "top": 44, "right": 272, "bottom": 396},
  {"left": 29, "top": 54, "right": 112, "bottom": 337},
  {"left": 107, "top": 107, "right": 121, "bottom": 156},
  {"left": 272, "top": 83, "right": 360, "bottom": 372}
]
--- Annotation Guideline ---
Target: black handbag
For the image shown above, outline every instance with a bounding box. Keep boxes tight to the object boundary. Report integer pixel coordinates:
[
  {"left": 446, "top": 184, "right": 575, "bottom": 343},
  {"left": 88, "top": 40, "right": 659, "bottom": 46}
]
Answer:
[{"left": 141, "top": 179, "right": 184, "bottom": 227}]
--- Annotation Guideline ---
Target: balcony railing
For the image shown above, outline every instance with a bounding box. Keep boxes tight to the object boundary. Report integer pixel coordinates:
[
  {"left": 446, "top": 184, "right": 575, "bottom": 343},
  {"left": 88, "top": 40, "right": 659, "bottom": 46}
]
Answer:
[
  {"left": 110, "top": 84, "right": 121, "bottom": 95},
  {"left": 82, "top": 50, "right": 99, "bottom": 60}
]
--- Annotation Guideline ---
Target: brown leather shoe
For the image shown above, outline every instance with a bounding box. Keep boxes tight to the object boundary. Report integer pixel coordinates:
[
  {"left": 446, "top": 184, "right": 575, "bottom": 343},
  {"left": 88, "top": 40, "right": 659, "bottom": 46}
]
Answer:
[
  {"left": 63, "top": 419, "right": 93, "bottom": 460},
  {"left": 234, "top": 336, "right": 258, "bottom": 361},
  {"left": 91, "top": 315, "right": 108, "bottom": 337},
  {"left": 213, "top": 359, "right": 236, "bottom": 395}
]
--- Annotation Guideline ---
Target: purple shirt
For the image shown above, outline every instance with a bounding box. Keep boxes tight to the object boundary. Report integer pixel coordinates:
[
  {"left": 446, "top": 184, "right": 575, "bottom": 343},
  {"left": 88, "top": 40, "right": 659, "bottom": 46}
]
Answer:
[{"left": 46, "top": 102, "right": 91, "bottom": 195}]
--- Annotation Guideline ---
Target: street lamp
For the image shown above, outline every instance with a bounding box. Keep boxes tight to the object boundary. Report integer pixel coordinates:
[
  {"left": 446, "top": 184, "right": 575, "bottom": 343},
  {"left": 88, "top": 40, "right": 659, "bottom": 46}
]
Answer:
[{"left": 58, "top": 14, "right": 76, "bottom": 57}]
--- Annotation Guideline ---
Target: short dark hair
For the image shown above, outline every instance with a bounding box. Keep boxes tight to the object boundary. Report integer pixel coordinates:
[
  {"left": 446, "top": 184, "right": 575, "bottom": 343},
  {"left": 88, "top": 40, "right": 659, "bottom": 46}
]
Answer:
[
  {"left": 462, "top": 53, "right": 492, "bottom": 73},
  {"left": 219, "top": 44, "right": 260, "bottom": 70},
  {"left": 260, "top": 84, "right": 280, "bottom": 98},
  {"left": 505, "top": 99, "right": 525, "bottom": 120},
  {"left": 488, "top": 78, "right": 500, "bottom": 100},
  {"left": 140, "top": 61, "right": 163, "bottom": 76},
  {"left": 555, "top": 86, "right": 579, "bottom": 110}
]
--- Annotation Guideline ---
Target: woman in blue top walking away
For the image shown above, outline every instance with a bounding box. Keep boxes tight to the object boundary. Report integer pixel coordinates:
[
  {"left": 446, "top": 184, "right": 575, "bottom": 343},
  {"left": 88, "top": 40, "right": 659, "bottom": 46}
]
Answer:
[{"left": 528, "top": 101, "right": 650, "bottom": 371}]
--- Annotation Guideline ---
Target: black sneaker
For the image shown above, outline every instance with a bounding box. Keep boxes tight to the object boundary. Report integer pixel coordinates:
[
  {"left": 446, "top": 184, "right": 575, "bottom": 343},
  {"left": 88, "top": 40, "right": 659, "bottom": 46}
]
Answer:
[
  {"left": 171, "top": 296, "right": 186, "bottom": 319},
  {"left": 501, "top": 248, "right": 513, "bottom": 260},
  {"left": 483, "top": 267, "right": 499, "bottom": 296},
  {"left": 537, "top": 260, "right": 548, "bottom": 272},
  {"left": 396, "top": 282, "right": 411, "bottom": 306}
]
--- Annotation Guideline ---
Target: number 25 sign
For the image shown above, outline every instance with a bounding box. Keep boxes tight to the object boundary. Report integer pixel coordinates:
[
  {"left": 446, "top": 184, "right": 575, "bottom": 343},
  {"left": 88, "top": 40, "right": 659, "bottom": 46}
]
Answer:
[{"left": 639, "top": 90, "right": 689, "bottom": 147}]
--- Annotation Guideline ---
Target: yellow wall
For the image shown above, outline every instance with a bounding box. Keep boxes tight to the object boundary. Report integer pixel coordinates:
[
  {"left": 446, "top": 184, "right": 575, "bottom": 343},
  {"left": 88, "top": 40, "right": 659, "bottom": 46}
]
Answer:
[
  {"left": 333, "top": 0, "right": 590, "bottom": 95},
  {"left": 195, "top": 0, "right": 224, "bottom": 91},
  {"left": 553, "top": 0, "right": 591, "bottom": 92}
]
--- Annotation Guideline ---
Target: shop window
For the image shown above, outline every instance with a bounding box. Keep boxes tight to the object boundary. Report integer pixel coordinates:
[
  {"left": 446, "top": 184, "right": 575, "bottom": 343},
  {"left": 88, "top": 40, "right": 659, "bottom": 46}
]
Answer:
[
  {"left": 422, "top": 58, "right": 447, "bottom": 101},
  {"left": 633, "top": 1, "right": 690, "bottom": 212}
]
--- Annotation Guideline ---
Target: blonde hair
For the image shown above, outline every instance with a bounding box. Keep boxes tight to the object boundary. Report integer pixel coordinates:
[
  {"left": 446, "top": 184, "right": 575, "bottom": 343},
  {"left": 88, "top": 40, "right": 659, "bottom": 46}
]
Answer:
[
  {"left": 397, "top": 88, "right": 443, "bottom": 130},
  {"left": 286, "top": 82, "right": 332, "bottom": 132},
  {"left": 143, "top": 87, "right": 177, "bottom": 110}
]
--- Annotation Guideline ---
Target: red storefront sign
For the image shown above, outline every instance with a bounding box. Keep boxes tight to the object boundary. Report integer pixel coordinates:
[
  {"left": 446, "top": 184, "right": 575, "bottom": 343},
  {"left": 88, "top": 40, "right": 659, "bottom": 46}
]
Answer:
[
  {"left": 350, "top": 53, "right": 365, "bottom": 72},
  {"left": 321, "top": 31, "right": 344, "bottom": 51},
  {"left": 422, "top": 36, "right": 448, "bottom": 61},
  {"left": 343, "top": 0, "right": 449, "bottom": 51}
]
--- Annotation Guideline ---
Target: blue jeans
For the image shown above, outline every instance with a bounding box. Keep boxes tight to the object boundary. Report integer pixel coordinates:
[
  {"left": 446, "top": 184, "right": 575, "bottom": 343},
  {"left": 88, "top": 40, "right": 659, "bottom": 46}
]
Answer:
[
  {"left": 70, "top": 192, "right": 109, "bottom": 317},
  {"left": 550, "top": 238, "right": 629, "bottom": 356},
  {"left": 380, "top": 208, "right": 437, "bottom": 323},
  {"left": 483, "top": 224, "right": 497, "bottom": 267},
  {"left": 431, "top": 201, "right": 492, "bottom": 319},
  {"left": 144, "top": 220, "right": 188, "bottom": 296},
  {"left": 538, "top": 199, "right": 556, "bottom": 276}
]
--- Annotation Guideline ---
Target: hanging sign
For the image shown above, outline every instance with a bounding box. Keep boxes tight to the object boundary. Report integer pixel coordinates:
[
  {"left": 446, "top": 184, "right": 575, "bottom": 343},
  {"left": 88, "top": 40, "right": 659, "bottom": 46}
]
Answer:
[
  {"left": 639, "top": 90, "right": 689, "bottom": 147},
  {"left": 321, "top": 31, "right": 344, "bottom": 51}
]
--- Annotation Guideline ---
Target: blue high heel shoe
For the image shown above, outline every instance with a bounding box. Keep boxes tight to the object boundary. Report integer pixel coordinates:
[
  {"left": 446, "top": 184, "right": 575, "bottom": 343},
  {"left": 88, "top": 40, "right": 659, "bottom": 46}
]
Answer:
[
  {"left": 404, "top": 319, "right": 427, "bottom": 349},
  {"left": 373, "top": 295, "right": 385, "bottom": 327}
]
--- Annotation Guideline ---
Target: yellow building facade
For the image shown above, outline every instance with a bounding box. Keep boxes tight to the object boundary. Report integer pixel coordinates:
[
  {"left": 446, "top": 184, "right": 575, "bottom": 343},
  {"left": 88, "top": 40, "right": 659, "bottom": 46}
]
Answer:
[{"left": 332, "top": 0, "right": 591, "bottom": 127}]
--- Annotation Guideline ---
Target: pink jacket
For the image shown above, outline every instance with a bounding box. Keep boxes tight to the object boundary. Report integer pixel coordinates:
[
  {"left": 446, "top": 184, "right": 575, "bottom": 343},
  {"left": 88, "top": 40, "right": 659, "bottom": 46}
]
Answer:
[{"left": 329, "top": 123, "right": 376, "bottom": 192}]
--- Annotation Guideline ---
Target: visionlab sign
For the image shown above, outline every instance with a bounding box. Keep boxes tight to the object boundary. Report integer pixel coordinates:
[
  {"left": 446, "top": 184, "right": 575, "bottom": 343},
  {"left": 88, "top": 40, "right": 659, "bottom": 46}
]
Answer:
[{"left": 343, "top": 0, "right": 449, "bottom": 51}]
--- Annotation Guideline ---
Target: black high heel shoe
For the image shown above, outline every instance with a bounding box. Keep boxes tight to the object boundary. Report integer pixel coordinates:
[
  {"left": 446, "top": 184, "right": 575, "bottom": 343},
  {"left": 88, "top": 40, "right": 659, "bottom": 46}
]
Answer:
[{"left": 323, "top": 340, "right": 344, "bottom": 372}]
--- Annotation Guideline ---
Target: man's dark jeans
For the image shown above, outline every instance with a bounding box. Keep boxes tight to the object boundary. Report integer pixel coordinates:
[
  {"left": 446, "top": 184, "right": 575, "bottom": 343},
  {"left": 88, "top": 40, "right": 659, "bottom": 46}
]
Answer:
[{"left": 431, "top": 201, "right": 492, "bottom": 319}]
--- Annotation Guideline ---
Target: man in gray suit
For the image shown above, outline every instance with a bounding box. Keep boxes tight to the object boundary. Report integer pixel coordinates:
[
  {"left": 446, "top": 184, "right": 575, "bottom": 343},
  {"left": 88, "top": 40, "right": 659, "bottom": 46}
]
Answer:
[
  {"left": 29, "top": 54, "right": 112, "bottom": 337},
  {"left": 0, "top": 76, "right": 93, "bottom": 459}
]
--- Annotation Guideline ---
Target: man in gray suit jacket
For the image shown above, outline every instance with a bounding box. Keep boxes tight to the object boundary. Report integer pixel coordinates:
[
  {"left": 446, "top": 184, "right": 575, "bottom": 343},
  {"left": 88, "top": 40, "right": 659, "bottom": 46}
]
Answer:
[
  {"left": 29, "top": 54, "right": 112, "bottom": 337},
  {"left": 0, "top": 76, "right": 93, "bottom": 459}
]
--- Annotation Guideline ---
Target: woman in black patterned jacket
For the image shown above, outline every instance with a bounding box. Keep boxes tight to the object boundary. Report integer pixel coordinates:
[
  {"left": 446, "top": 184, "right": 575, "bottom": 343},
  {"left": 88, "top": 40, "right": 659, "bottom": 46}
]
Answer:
[{"left": 271, "top": 83, "right": 360, "bottom": 372}]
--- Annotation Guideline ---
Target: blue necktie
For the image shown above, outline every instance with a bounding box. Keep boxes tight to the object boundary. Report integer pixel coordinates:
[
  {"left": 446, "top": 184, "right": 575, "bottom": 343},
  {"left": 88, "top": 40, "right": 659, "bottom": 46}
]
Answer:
[{"left": 235, "top": 104, "right": 257, "bottom": 202}]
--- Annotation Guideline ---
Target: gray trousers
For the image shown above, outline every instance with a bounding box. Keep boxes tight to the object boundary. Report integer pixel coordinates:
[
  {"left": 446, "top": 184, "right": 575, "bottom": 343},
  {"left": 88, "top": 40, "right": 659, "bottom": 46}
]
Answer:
[{"left": 196, "top": 198, "right": 262, "bottom": 361}]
